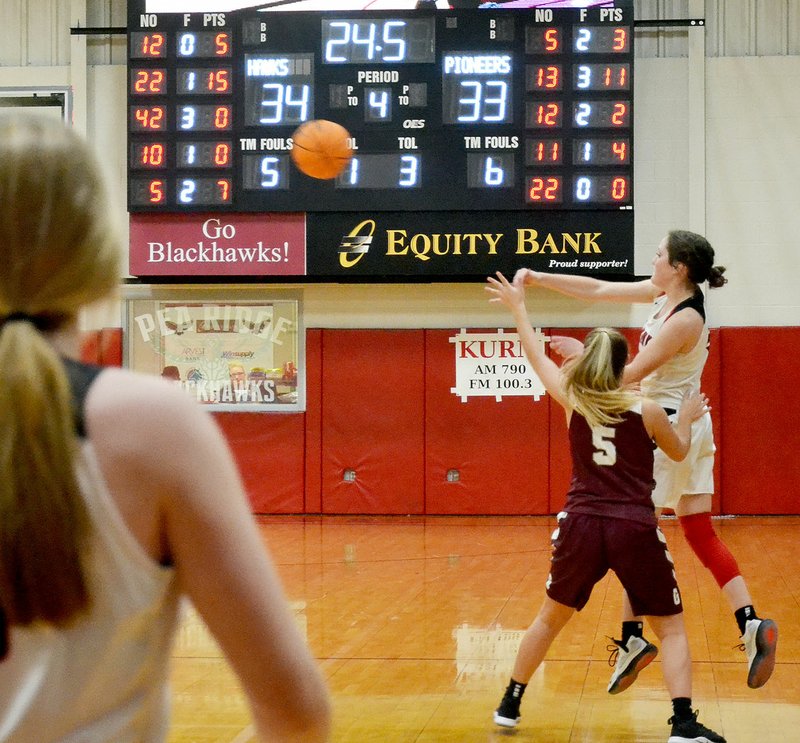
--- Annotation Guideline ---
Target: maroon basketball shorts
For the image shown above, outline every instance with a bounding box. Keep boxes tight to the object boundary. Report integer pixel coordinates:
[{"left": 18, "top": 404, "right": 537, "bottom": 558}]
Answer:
[{"left": 546, "top": 511, "right": 682, "bottom": 617}]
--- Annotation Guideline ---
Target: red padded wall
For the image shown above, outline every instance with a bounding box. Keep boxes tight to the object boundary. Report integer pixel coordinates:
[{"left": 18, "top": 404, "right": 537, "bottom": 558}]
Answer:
[
  {"left": 320, "top": 330, "right": 425, "bottom": 514},
  {"left": 703, "top": 329, "right": 722, "bottom": 514},
  {"left": 110, "top": 324, "right": 800, "bottom": 516},
  {"left": 304, "top": 329, "right": 323, "bottom": 513},
  {"left": 424, "top": 329, "right": 550, "bottom": 514},
  {"left": 80, "top": 331, "right": 101, "bottom": 364},
  {"left": 99, "top": 327, "right": 123, "bottom": 366},
  {"left": 547, "top": 388, "right": 571, "bottom": 514},
  {"left": 719, "top": 327, "right": 800, "bottom": 514},
  {"left": 80, "top": 328, "right": 122, "bottom": 366},
  {"left": 213, "top": 412, "right": 306, "bottom": 514}
]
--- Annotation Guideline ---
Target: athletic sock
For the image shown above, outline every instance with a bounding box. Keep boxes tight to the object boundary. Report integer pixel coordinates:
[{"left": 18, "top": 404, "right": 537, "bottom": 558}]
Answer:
[
  {"left": 671, "top": 696, "right": 693, "bottom": 721},
  {"left": 735, "top": 605, "right": 759, "bottom": 635},
  {"left": 621, "top": 620, "right": 644, "bottom": 645},
  {"left": 502, "top": 678, "right": 527, "bottom": 702}
]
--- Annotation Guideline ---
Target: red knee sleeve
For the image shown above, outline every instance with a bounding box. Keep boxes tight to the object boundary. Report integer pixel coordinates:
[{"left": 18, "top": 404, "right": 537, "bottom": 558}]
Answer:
[{"left": 679, "top": 513, "right": 741, "bottom": 588}]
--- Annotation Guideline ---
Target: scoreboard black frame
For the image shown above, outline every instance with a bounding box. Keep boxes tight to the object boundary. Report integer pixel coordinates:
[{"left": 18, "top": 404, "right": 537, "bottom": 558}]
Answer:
[{"left": 127, "top": 2, "right": 634, "bottom": 214}]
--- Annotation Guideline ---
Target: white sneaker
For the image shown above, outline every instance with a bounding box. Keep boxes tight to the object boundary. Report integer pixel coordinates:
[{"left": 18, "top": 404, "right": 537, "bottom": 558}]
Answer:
[
  {"left": 607, "top": 635, "right": 658, "bottom": 694},
  {"left": 739, "top": 618, "right": 778, "bottom": 688},
  {"left": 493, "top": 709, "right": 520, "bottom": 728}
]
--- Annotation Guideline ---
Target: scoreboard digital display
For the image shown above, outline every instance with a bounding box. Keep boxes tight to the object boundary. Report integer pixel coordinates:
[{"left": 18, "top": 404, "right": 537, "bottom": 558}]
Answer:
[{"left": 127, "top": 3, "right": 633, "bottom": 213}]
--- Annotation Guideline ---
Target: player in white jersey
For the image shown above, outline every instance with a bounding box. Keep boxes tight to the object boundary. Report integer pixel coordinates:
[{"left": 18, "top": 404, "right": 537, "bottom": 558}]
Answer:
[
  {"left": 514, "top": 230, "right": 777, "bottom": 693},
  {"left": 0, "top": 115, "right": 331, "bottom": 742}
]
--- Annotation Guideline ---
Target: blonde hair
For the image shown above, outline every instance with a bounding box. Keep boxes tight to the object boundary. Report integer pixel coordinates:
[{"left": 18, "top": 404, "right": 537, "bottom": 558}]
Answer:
[
  {"left": 0, "top": 115, "right": 121, "bottom": 628},
  {"left": 561, "top": 328, "right": 639, "bottom": 428}
]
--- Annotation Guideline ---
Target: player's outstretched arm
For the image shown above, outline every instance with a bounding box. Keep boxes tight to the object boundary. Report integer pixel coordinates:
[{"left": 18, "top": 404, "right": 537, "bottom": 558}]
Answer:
[
  {"left": 486, "top": 271, "right": 568, "bottom": 410},
  {"left": 514, "top": 268, "right": 658, "bottom": 304}
]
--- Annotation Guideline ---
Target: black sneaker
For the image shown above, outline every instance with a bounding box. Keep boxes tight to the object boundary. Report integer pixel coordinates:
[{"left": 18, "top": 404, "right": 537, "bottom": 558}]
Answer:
[
  {"left": 493, "top": 694, "right": 521, "bottom": 728},
  {"left": 667, "top": 710, "right": 726, "bottom": 742}
]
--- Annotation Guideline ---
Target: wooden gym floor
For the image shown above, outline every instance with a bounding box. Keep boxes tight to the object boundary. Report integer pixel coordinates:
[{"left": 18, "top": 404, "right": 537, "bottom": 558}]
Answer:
[{"left": 167, "top": 515, "right": 799, "bottom": 742}]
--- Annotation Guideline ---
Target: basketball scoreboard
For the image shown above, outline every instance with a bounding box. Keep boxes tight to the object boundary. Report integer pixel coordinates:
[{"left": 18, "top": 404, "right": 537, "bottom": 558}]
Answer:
[{"left": 127, "top": 2, "right": 633, "bottom": 213}]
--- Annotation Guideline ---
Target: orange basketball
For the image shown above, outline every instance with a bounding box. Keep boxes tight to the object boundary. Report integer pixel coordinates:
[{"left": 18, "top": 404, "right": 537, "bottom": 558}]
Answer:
[{"left": 290, "top": 119, "right": 353, "bottom": 180}]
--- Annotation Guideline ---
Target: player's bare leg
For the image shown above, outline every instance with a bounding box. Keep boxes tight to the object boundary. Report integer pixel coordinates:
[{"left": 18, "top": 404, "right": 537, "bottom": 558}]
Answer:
[
  {"left": 648, "top": 614, "right": 726, "bottom": 743},
  {"left": 493, "top": 597, "right": 574, "bottom": 728}
]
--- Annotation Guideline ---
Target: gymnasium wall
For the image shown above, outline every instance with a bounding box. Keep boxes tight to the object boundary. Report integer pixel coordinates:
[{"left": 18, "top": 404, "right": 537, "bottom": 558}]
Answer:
[
  {"left": 240, "top": 326, "right": 799, "bottom": 516},
  {"left": 9, "top": 4, "right": 800, "bottom": 515},
  {"left": 81, "top": 325, "right": 800, "bottom": 516}
]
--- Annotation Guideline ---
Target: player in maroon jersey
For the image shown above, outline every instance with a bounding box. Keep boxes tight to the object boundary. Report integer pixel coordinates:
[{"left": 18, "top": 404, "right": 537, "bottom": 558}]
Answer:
[{"left": 485, "top": 271, "right": 725, "bottom": 743}]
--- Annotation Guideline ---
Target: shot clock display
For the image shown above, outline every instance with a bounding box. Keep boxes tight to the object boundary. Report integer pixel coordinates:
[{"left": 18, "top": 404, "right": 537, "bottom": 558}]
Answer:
[{"left": 127, "top": 2, "right": 633, "bottom": 212}]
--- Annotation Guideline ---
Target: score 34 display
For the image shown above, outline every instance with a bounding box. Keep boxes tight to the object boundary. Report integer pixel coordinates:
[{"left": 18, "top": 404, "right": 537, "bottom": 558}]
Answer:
[{"left": 127, "top": 3, "right": 633, "bottom": 213}]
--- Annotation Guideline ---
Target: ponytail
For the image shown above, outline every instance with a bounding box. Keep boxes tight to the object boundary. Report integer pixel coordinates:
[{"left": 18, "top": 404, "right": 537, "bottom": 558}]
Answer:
[
  {"left": 0, "top": 116, "right": 121, "bottom": 631},
  {"left": 561, "top": 328, "right": 638, "bottom": 428},
  {"left": 708, "top": 265, "right": 727, "bottom": 289},
  {"left": 0, "top": 319, "right": 91, "bottom": 626}
]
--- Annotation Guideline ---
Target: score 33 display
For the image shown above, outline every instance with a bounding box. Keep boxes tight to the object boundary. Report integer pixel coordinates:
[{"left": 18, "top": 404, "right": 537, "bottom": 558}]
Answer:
[{"left": 127, "top": 2, "right": 633, "bottom": 213}]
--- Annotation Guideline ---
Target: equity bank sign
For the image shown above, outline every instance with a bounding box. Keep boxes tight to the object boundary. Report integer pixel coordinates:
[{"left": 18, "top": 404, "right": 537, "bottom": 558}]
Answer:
[
  {"left": 310, "top": 209, "right": 634, "bottom": 281},
  {"left": 338, "top": 220, "right": 609, "bottom": 266},
  {"left": 128, "top": 209, "right": 634, "bottom": 281}
]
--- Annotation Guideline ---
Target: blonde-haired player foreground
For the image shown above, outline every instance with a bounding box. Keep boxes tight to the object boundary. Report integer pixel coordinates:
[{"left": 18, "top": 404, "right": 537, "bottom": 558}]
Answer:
[
  {"left": 486, "top": 272, "right": 724, "bottom": 743},
  {"left": 0, "top": 115, "right": 331, "bottom": 742}
]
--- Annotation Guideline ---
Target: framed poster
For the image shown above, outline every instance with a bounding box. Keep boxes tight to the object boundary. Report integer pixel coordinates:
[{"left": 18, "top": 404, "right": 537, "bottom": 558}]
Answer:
[{"left": 123, "top": 286, "right": 304, "bottom": 412}]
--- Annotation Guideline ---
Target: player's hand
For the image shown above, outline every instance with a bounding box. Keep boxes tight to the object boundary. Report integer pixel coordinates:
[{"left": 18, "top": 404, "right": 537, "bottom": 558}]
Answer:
[
  {"left": 677, "top": 390, "right": 710, "bottom": 424},
  {"left": 549, "top": 335, "right": 584, "bottom": 359},
  {"left": 513, "top": 268, "right": 541, "bottom": 287},
  {"left": 486, "top": 271, "right": 525, "bottom": 313}
]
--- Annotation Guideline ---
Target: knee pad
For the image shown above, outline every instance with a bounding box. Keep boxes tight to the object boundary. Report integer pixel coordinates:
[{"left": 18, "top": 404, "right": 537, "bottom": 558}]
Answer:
[{"left": 679, "top": 513, "right": 741, "bottom": 588}]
